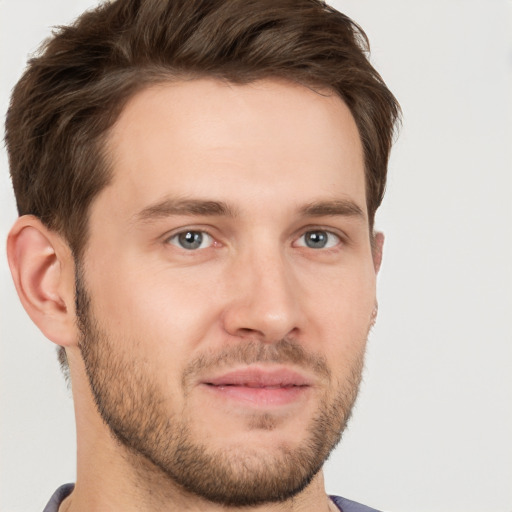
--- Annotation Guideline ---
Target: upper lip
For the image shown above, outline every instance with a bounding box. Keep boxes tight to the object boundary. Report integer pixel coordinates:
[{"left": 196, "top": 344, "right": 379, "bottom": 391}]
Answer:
[{"left": 202, "top": 366, "right": 313, "bottom": 388}]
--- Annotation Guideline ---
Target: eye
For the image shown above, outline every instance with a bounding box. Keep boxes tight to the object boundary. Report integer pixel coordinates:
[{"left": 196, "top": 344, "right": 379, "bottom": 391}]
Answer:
[
  {"left": 167, "top": 230, "right": 214, "bottom": 250},
  {"left": 296, "top": 230, "right": 341, "bottom": 249}
]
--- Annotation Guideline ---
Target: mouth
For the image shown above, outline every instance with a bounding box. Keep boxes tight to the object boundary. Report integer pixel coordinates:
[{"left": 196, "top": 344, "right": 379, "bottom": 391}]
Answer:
[{"left": 201, "top": 367, "right": 312, "bottom": 407}]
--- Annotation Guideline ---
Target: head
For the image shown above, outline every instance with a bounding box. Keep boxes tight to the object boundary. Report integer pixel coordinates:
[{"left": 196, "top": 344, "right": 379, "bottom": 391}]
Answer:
[
  {"left": 6, "top": 0, "right": 399, "bottom": 258},
  {"left": 6, "top": 0, "right": 399, "bottom": 507}
]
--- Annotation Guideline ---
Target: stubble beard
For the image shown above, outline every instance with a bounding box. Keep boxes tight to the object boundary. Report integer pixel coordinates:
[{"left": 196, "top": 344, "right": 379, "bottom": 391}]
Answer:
[{"left": 75, "top": 272, "right": 366, "bottom": 507}]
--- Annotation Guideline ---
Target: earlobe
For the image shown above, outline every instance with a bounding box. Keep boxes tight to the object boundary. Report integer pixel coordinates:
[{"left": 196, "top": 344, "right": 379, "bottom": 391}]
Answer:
[
  {"left": 7, "top": 215, "right": 78, "bottom": 347},
  {"left": 372, "top": 231, "right": 384, "bottom": 274}
]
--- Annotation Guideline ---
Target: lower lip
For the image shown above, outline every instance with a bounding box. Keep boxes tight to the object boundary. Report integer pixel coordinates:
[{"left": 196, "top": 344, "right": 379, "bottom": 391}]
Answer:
[{"left": 203, "top": 384, "right": 310, "bottom": 407}]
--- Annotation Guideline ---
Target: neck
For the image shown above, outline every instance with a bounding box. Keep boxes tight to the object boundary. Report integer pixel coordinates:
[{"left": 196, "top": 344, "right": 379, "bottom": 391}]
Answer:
[{"left": 63, "top": 449, "right": 333, "bottom": 512}]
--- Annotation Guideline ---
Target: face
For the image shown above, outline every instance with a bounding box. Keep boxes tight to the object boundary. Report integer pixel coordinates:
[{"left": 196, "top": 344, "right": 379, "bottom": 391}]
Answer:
[{"left": 77, "top": 79, "right": 378, "bottom": 506}]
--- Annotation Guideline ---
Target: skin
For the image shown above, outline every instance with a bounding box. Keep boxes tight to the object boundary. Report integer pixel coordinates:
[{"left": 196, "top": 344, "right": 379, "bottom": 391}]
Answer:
[{"left": 7, "top": 78, "right": 383, "bottom": 512}]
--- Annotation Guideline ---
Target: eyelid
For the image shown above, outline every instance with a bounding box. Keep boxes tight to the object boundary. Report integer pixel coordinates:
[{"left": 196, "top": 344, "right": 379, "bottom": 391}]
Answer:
[
  {"left": 160, "top": 224, "right": 346, "bottom": 250},
  {"left": 292, "top": 226, "right": 345, "bottom": 249},
  {"left": 163, "top": 226, "right": 220, "bottom": 250}
]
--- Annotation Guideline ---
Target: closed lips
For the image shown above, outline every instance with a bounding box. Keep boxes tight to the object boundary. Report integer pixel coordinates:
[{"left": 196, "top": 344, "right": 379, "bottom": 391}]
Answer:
[{"left": 202, "top": 368, "right": 312, "bottom": 388}]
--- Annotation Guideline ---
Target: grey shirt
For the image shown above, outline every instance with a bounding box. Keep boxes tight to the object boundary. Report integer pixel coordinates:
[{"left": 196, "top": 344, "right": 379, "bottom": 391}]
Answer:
[{"left": 43, "top": 484, "right": 382, "bottom": 512}]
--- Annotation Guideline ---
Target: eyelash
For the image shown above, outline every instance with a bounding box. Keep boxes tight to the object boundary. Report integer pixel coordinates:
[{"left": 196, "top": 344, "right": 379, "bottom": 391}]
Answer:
[
  {"left": 294, "top": 229, "right": 342, "bottom": 250},
  {"left": 166, "top": 229, "right": 217, "bottom": 251},
  {"left": 165, "top": 226, "right": 344, "bottom": 252}
]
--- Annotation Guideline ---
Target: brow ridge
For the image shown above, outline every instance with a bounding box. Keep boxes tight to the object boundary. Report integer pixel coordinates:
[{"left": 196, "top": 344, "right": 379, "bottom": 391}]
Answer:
[
  {"left": 133, "top": 197, "right": 365, "bottom": 223},
  {"left": 299, "top": 199, "right": 365, "bottom": 219},
  {"left": 134, "top": 198, "right": 238, "bottom": 222}
]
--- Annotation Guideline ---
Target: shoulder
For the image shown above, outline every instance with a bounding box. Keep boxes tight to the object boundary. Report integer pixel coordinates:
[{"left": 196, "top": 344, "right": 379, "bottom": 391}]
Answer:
[
  {"left": 42, "top": 484, "right": 74, "bottom": 512},
  {"left": 330, "top": 494, "right": 383, "bottom": 512}
]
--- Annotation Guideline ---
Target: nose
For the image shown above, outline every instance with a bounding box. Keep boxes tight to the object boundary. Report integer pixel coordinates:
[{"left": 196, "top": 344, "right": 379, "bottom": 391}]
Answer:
[{"left": 222, "top": 245, "right": 302, "bottom": 343}]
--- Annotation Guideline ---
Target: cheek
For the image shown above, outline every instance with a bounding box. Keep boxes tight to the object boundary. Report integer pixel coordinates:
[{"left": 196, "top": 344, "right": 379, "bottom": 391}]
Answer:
[
  {"left": 311, "top": 264, "right": 376, "bottom": 354},
  {"left": 86, "top": 256, "right": 223, "bottom": 357},
  {"left": 82, "top": 263, "right": 224, "bottom": 410}
]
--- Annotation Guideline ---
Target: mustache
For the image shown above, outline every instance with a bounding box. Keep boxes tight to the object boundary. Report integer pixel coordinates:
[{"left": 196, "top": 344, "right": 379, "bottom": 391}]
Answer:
[{"left": 181, "top": 338, "right": 331, "bottom": 388}]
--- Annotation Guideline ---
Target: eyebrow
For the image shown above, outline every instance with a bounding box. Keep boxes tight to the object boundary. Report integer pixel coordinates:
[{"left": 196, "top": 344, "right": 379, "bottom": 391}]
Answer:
[
  {"left": 299, "top": 199, "right": 365, "bottom": 220},
  {"left": 134, "top": 198, "right": 238, "bottom": 222},
  {"left": 133, "top": 197, "right": 365, "bottom": 223}
]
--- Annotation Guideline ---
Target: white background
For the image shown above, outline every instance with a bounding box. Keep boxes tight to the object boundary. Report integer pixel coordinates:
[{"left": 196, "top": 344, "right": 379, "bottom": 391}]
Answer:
[{"left": 1, "top": 1, "right": 511, "bottom": 511}]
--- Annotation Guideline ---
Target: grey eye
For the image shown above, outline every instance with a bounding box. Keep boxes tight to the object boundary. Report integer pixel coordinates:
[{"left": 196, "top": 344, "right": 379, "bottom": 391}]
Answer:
[
  {"left": 168, "top": 231, "right": 213, "bottom": 250},
  {"left": 297, "top": 230, "right": 340, "bottom": 249}
]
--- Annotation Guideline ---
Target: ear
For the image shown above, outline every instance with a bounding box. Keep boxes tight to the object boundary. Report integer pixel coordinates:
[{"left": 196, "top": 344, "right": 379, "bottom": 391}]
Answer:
[
  {"left": 6, "top": 215, "right": 78, "bottom": 347},
  {"left": 372, "top": 231, "right": 384, "bottom": 274}
]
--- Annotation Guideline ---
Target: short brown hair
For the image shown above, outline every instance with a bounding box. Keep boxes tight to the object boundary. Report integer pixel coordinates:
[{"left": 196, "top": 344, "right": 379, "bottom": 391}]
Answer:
[{"left": 6, "top": 0, "right": 400, "bottom": 260}]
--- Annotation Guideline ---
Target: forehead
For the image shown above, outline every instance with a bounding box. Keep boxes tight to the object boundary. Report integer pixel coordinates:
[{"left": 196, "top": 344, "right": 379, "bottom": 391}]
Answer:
[{"left": 100, "top": 78, "right": 365, "bottom": 221}]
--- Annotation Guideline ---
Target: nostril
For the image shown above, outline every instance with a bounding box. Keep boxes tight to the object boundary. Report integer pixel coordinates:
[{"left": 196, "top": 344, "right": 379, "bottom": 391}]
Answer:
[{"left": 238, "top": 327, "right": 263, "bottom": 336}]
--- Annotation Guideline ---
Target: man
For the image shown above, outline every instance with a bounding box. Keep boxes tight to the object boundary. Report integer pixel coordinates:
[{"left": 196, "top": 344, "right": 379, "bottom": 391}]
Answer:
[{"left": 5, "top": 0, "right": 400, "bottom": 510}]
